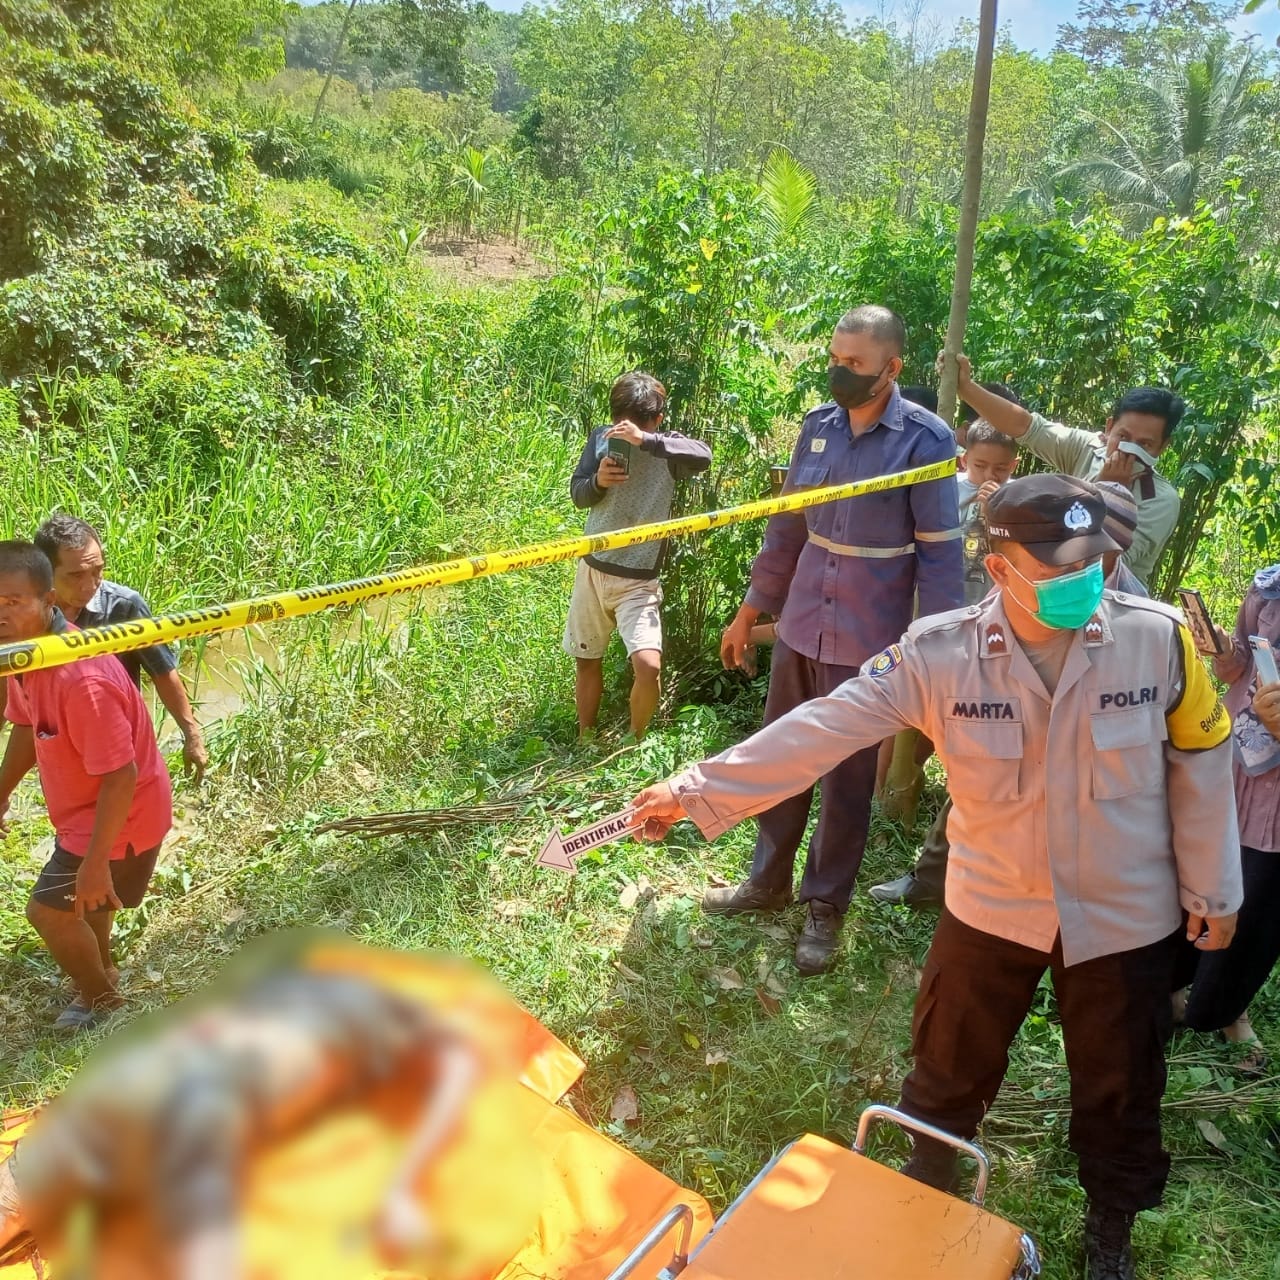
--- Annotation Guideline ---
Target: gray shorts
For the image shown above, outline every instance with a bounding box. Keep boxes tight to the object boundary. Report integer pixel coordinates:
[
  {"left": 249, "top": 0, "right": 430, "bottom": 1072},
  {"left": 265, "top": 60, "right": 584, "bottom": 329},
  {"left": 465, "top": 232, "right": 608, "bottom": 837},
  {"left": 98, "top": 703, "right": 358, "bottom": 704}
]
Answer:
[{"left": 30, "top": 843, "right": 160, "bottom": 912}]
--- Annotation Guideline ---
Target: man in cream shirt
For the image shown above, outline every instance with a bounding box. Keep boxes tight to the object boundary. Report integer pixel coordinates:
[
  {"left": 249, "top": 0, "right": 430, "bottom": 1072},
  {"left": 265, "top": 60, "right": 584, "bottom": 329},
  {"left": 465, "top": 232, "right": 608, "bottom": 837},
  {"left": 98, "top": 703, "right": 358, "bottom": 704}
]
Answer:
[{"left": 942, "top": 354, "right": 1183, "bottom": 588}]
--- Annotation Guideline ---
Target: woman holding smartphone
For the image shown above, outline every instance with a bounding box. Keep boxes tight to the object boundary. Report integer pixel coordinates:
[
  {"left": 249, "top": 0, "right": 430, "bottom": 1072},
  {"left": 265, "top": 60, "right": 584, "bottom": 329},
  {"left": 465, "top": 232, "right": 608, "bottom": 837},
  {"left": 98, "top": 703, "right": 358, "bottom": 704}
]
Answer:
[{"left": 1176, "top": 563, "right": 1280, "bottom": 1072}]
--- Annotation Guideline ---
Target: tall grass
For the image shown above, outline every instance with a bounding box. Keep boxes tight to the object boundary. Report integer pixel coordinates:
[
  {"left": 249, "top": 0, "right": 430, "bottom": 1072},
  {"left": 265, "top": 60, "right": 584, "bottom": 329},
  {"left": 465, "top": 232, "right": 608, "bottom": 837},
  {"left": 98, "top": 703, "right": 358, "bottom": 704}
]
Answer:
[{"left": 1, "top": 374, "right": 577, "bottom": 613}]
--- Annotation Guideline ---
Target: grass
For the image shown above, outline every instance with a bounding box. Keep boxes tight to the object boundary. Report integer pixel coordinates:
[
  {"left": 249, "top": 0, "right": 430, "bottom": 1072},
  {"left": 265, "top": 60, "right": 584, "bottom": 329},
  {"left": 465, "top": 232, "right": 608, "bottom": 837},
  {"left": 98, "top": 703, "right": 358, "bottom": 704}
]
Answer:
[
  {"left": 2, "top": 270, "right": 1278, "bottom": 1278},
  {"left": 3, "top": 570, "right": 1279, "bottom": 1278}
]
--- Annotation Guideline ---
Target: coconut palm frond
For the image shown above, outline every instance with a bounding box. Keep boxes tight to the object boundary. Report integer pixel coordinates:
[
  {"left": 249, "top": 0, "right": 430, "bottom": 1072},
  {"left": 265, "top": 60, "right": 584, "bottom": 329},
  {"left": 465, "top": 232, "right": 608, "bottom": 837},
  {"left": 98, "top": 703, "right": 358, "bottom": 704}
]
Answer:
[{"left": 756, "top": 148, "right": 818, "bottom": 245}]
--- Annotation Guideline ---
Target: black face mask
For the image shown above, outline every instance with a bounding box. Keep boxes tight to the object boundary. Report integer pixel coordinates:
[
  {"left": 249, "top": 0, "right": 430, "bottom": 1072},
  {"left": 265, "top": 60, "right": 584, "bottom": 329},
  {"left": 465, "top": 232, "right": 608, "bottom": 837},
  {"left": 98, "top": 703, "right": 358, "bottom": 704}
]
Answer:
[{"left": 828, "top": 362, "right": 889, "bottom": 410}]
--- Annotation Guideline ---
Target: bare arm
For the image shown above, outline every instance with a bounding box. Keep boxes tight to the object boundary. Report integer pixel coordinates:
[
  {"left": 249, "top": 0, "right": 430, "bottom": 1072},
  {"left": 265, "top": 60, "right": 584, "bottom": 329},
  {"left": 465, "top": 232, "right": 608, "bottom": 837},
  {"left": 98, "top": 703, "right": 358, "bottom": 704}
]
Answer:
[
  {"left": 374, "top": 1039, "right": 477, "bottom": 1263},
  {"left": 0, "top": 723, "right": 36, "bottom": 829},
  {"left": 151, "top": 669, "right": 207, "bottom": 781},
  {"left": 941, "top": 352, "right": 1033, "bottom": 438},
  {"left": 75, "top": 761, "right": 137, "bottom": 916}
]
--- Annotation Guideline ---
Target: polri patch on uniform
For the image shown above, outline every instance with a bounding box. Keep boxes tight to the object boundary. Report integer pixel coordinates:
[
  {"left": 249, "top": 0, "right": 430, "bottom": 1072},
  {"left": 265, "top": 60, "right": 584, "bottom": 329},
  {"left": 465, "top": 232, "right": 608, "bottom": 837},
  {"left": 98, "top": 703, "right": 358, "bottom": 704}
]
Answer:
[
  {"left": 810, "top": 437, "right": 827, "bottom": 453},
  {"left": 868, "top": 644, "right": 903, "bottom": 677}
]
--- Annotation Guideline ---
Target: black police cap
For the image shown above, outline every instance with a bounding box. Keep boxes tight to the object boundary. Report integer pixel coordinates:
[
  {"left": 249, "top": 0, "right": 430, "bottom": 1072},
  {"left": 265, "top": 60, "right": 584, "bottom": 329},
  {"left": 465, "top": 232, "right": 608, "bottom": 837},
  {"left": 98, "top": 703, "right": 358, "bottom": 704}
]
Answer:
[{"left": 985, "top": 474, "right": 1119, "bottom": 567}]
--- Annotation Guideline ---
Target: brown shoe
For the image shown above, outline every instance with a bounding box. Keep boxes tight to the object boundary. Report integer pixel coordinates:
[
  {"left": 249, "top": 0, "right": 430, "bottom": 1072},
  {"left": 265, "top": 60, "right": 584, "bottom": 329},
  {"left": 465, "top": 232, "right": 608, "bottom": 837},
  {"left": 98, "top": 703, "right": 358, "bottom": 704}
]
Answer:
[
  {"left": 702, "top": 880, "right": 793, "bottom": 916},
  {"left": 794, "top": 901, "right": 842, "bottom": 975}
]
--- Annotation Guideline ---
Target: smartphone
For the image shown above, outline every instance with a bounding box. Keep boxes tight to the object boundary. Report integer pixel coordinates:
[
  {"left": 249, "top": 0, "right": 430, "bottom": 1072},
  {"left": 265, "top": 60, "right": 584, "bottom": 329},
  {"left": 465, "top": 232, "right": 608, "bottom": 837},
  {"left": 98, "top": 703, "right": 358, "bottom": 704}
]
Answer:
[
  {"left": 1176, "top": 588, "right": 1223, "bottom": 656},
  {"left": 1252, "top": 635, "right": 1280, "bottom": 687},
  {"left": 606, "top": 437, "right": 632, "bottom": 476}
]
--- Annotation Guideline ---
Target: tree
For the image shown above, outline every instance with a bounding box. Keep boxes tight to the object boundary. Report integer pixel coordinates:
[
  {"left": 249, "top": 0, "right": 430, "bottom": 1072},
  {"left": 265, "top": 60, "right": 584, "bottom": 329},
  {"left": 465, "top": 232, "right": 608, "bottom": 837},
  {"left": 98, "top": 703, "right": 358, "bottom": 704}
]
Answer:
[
  {"left": 448, "top": 142, "right": 494, "bottom": 237},
  {"left": 1055, "top": 0, "right": 1237, "bottom": 66},
  {"left": 756, "top": 148, "right": 818, "bottom": 244},
  {"left": 303, "top": 0, "right": 486, "bottom": 122},
  {"left": 1055, "top": 36, "right": 1271, "bottom": 227}
]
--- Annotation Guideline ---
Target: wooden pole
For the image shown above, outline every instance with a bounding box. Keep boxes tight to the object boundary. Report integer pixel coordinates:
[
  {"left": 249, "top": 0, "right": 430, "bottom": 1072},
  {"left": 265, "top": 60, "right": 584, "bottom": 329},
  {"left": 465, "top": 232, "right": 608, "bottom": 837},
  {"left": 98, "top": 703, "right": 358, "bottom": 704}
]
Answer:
[
  {"left": 937, "top": 0, "right": 998, "bottom": 425},
  {"left": 882, "top": 0, "right": 998, "bottom": 829}
]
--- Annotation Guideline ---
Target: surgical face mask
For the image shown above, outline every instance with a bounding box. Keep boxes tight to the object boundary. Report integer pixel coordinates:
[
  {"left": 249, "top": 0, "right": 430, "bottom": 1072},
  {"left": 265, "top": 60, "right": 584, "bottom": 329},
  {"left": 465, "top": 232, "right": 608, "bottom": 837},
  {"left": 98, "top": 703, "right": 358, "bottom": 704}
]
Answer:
[
  {"left": 828, "top": 363, "right": 889, "bottom": 410},
  {"left": 1004, "top": 558, "right": 1105, "bottom": 630}
]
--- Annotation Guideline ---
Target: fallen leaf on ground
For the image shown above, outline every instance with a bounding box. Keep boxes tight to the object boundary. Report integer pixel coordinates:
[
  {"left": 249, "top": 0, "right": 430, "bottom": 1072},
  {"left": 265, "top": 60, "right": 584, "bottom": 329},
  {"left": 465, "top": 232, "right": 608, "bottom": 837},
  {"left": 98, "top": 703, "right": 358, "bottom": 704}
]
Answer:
[
  {"left": 758, "top": 922, "right": 790, "bottom": 942},
  {"left": 637, "top": 874, "right": 653, "bottom": 897},
  {"left": 692, "top": 929, "right": 717, "bottom": 949},
  {"left": 494, "top": 899, "right": 534, "bottom": 919},
  {"left": 755, "top": 987, "right": 781, "bottom": 1017},
  {"left": 682, "top": 1028, "right": 702, "bottom": 1050},
  {"left": 764, "top": 973, "right": 787, "bottom": 999},
  {"left": 708, "top": 873, "right": 730, "bottom": 888},
  {"left": 221, "top": 907, "right": 245, "bottom": 925},
  {"left": 618, "top": 883, "right": 640, "bottom": 909},
  {"left": 614, "top": 960, "right": 643, "bottom": 981},
  {"left": 1196, "top": 1118, "right": 1230, "bottom": 1152},
  {"left": 709, "top": 966, "right": 745, "bottom": 991},
  {"left": 756, "top": 954, "right": 772, "bottom": 983},
  {"left": 611, "top": 1085, "right": 640, "bottom": 1124},
  {"left": 705, "top": 1049, "right": 729, "bottom": 1066}
]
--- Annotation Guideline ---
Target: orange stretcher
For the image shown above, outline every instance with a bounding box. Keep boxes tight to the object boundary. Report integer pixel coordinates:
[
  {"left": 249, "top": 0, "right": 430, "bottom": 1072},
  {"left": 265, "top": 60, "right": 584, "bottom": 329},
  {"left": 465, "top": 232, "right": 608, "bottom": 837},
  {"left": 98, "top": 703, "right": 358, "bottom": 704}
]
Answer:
[
  {"left": 0, "top": 945, "right": 715, "bottom": 1280},
  {"left": 605, "top": 1106, "right": 1041, "bottom": 1280}
]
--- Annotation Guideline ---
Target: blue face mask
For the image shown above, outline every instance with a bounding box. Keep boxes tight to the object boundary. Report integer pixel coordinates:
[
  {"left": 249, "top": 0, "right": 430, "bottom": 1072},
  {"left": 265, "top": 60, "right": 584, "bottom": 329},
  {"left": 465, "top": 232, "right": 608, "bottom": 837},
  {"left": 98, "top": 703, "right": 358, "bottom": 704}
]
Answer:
[{"left": 1006, "top": 559, "right": 1105, "bottom": 630}]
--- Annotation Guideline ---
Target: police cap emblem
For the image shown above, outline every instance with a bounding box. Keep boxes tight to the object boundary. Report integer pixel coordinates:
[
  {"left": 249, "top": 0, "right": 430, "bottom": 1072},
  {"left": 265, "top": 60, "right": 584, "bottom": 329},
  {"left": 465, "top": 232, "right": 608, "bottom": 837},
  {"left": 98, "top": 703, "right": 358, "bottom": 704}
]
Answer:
[{"left": 1063, "top": 501, "right": 1093, "bottom": 532}]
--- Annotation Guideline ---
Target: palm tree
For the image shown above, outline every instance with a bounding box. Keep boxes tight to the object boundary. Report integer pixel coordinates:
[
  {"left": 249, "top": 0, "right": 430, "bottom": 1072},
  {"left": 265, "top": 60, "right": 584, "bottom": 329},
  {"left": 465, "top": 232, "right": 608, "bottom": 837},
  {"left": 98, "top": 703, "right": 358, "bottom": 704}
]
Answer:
[
  {"left": 755, "top": 148, "right": 818, "bottom": 246},
  {"left": 1054, "top": 37, "right": 1267, "bottom": 227},
  {"left": 449, "top": 144, "right": 495, "bottom": 240}
]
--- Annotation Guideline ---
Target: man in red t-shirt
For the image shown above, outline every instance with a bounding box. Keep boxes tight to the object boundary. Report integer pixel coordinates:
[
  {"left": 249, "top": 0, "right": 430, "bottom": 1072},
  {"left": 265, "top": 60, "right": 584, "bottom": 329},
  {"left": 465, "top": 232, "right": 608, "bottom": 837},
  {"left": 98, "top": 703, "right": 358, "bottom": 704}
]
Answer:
[{"left": 0, "top": 541, "right": 173, "bottom": 1031}]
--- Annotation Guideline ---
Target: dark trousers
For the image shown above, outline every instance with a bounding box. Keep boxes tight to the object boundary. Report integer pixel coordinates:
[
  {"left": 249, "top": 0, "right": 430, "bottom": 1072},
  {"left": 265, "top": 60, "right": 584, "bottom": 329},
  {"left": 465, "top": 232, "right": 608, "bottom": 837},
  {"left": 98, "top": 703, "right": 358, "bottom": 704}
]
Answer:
[
  {"left": 749, "top": 639, "right": 877, "bottom": 913},
  {"left": 1181, "top": 846, "right": 1280, "bottom": 1031},
  {"left": 900, "top": 909, "right": 1178, "bottom": 1213}
]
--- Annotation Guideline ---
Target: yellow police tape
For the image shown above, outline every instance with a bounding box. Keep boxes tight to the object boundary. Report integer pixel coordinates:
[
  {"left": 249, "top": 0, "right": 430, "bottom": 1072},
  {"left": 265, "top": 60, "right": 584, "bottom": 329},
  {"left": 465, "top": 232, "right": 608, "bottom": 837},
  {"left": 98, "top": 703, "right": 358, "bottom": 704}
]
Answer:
[{"left": 0, "top": 457, "right": 956, "bottom": 677}]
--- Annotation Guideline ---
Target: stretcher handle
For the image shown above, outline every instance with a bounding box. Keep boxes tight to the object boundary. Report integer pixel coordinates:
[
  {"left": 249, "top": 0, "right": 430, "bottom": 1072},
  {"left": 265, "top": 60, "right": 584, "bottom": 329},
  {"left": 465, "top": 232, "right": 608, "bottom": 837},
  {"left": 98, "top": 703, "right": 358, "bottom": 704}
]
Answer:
[
  {"left": 603, "top": 1202, "right": 696, "bottom": 1279},
  {"left": 852, "top": 1104, "right": 992, "bottom": 1205}
]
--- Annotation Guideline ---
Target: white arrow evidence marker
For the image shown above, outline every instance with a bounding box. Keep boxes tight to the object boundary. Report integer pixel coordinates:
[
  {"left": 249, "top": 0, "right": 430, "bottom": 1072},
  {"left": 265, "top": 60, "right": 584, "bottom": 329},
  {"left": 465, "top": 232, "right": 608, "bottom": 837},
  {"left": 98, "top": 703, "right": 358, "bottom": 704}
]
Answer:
[{"left": 538, "top": 807, "right": 636, "bottom": 874}]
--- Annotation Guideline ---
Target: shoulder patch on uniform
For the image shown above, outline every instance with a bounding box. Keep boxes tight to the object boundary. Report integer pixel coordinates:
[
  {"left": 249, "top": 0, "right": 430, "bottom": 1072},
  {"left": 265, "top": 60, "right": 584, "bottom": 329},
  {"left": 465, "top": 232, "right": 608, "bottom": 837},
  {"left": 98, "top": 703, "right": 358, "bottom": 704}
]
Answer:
[
  {"left": 867, "top": 644, "right": 903, "bottom": 678},
  {"left": 900, "top": 403, "right": 953, "bottom": 442},
  {"left": 1167, "top": 624, "right": 1231, "bottom": 752},
  {"left": 908, "top": 604, "right": 979, "bottom": 642},
  {"left": 1110, "top": 593, "right": 1184, "bottom": 624}
]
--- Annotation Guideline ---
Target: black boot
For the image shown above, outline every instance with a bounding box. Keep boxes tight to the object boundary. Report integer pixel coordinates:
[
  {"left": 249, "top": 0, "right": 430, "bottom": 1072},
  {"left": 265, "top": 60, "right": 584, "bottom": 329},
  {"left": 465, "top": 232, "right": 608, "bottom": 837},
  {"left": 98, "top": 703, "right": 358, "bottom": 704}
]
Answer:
[
  {"left": 1083, "top": 1204, "right": 1135, "bottom": 1280},
  {"left": 900, "top": 1136, "right": 960, "bottom": 1195}
]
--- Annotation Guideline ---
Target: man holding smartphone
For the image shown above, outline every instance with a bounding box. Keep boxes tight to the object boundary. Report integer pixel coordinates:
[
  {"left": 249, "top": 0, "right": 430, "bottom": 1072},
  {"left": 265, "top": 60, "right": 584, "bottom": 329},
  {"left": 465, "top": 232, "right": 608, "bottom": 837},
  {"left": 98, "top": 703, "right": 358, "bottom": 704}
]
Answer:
[
  {"left": 944, "top": 354, "right": 1184, "bottom": 588},
  {"left": 564, "top": 372, "right": 711, "bottom": 740}
]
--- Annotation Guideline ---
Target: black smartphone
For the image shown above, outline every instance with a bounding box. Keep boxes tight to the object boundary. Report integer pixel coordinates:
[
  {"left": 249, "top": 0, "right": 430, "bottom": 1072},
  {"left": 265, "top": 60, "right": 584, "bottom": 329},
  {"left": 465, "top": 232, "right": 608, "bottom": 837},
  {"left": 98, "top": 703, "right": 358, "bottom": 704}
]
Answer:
[
  {"left": 607, "top": 437, "right": 632, "bottom": 476},
  {"left": 1176, "top": 588, "right": 1223, "bottom": 656}
]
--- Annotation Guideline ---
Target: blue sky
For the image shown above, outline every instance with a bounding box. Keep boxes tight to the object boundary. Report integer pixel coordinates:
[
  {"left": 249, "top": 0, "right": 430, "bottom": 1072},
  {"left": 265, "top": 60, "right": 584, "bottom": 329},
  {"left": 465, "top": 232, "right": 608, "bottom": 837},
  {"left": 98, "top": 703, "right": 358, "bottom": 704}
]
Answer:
[
  {"left": 835, "top": 0, "right": 1280, "bottom": 53},
  {"left": 479, "top": 0, "right": 1280, "bottom": 54}
]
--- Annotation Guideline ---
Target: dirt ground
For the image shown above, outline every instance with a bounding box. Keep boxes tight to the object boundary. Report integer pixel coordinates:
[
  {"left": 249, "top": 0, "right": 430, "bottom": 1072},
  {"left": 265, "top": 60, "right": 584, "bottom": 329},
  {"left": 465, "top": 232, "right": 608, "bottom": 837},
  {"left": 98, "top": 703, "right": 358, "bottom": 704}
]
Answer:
[{"left": 419, "top": 237, "right": 549, "bottom": 284}]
